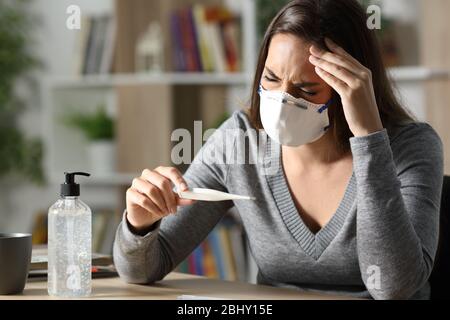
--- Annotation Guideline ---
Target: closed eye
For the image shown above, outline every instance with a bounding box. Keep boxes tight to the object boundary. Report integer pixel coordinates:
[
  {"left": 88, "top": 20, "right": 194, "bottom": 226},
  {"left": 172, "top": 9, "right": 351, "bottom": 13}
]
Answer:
[
  {"left": 263, "top": 75, "right": 278, "bottom": 82},
  {"left": 263, "top": 77, "right": 317, "bottom": 96},
  {"left": 301, "top": 89, "right": 317, "bottom": 96}
]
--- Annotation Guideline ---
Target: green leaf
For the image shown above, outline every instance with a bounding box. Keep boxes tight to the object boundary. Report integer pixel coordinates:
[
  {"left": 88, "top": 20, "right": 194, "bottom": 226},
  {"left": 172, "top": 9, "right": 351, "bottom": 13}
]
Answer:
[
  {"left": 0, "top": 0, "right": 43, "bottom": 184},
  {"left": 63, "top": 106, "right": 115, "bottom": 141}
]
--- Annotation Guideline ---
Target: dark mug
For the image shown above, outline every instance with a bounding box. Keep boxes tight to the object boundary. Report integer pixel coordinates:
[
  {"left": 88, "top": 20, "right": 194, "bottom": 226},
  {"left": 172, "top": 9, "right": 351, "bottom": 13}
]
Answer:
[{"left": 0, "top": 233, "right": 32, "bottom": 295}]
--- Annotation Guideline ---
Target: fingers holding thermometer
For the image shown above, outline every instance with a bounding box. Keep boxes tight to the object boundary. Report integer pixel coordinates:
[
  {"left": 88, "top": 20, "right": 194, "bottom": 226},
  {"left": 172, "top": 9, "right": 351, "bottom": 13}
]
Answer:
[
  {"left": 126, "top": 167, "right": 196, "bottom": 232},
  {"left": 151, "top": 166, "right": 198, "bottom": 207}
]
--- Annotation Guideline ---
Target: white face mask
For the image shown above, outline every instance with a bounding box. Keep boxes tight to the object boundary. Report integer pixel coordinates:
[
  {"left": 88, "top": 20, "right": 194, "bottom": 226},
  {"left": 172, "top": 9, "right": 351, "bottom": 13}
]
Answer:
[{"left": 258, "top": 85, "right": 331, "bottom": 147}]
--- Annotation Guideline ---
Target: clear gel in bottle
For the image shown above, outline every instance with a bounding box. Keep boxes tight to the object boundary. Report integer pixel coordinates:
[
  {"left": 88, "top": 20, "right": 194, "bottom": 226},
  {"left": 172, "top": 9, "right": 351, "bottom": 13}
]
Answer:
[{"left": 48, "top": 172, "right": 92, "bottom": 297}]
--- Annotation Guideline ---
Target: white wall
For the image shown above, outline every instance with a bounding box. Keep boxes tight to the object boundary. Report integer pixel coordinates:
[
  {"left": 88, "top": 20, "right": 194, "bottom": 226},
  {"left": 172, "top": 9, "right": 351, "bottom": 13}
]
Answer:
[
  {"left": 380, "top": 0, "right": 420, "bottom": 65},
  {"left": 0, "top": 0, "right": 114, "bottom": 233}
]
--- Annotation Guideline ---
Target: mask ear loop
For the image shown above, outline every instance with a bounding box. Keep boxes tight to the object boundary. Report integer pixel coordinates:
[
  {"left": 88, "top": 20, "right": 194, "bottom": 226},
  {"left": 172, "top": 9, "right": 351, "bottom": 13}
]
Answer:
[
  {"left": 317, "top": 99, "right": 333, "bottom": 114},
  {"left": 319, "top": 98, "right": 333, "bottom": 132},
  {"left": 282, "top": 91, "right": 332, "bottom": 111}
]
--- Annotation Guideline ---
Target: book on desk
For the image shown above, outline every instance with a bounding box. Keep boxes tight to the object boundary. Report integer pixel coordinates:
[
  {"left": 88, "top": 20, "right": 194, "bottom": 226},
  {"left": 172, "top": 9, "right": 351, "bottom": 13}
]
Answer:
[{"left": 30, "top": 245, "right": 117, "bottom": 279}]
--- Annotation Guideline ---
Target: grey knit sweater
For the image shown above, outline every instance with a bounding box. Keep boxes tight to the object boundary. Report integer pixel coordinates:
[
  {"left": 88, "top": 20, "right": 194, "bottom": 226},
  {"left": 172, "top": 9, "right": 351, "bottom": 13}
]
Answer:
[{"left": 113, "top": 110, "right": 444, "bottom": 300}]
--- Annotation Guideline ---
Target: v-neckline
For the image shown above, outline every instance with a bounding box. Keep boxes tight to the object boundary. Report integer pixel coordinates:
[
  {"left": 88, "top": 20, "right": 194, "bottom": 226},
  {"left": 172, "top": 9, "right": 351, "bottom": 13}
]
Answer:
[{"left": 263, "top": 135, "right": 357, "bottom": 260}]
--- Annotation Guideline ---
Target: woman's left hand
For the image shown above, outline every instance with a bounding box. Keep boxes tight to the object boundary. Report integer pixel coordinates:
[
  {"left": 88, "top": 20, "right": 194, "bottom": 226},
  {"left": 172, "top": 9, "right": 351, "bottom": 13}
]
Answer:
[{"left": 309, "top": 38, "right": 384, "bottom": 137}]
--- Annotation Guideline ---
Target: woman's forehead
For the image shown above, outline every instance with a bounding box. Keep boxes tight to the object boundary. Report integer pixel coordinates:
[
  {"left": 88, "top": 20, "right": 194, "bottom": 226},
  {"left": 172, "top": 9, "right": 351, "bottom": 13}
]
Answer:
[{"left": 266, "top": 34, "right": 317, "bottom": 81}]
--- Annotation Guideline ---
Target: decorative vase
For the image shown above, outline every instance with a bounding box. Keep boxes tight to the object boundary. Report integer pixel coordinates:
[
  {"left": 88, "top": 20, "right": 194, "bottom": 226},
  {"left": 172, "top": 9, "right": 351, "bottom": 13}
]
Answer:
[{"left": 87, "top": 140, "right": 116, "bottom": 174}]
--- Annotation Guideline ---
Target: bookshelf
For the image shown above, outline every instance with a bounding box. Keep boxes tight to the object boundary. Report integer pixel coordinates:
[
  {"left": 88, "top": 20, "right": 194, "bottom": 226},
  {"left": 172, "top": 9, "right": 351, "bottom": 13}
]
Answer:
[
  {"left": 42, "top": 65, "right": 447, "bottom": 188},
  {"left": 41, "top": 0, "right": 259, "bottom": 282},
  {"left": 42, "top": 0, "right": 257, "bottom": 183}
]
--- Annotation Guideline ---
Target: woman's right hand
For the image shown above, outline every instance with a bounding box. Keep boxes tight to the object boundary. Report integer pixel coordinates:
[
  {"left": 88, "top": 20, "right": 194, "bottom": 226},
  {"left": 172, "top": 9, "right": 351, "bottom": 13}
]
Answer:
[{"left": 126, "top": 167, "right": 196, "bottom": 232}]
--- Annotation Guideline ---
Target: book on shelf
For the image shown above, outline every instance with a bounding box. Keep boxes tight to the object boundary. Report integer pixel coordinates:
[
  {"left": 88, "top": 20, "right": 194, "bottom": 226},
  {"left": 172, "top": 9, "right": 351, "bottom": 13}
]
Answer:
[
  {"left": 31, "top": 210, "right": 48, "bottom": 245},
  {"left": 175, "top": 214, "right": 248, "bottom": 282},
  {"left": 92, "top": 207, "right": 119, "bottom": 254},
  {"left": 202, "top": 241, "right": 218, "bottom": 278},
  {"left": 170, "top": 4, "right": 242, "bottom": 73},
  {"left": 73, "top": 14, "right": 116, "bottom": 75},
  {"left": 228, "top": 223, "right": 247, "bottom": 282}
]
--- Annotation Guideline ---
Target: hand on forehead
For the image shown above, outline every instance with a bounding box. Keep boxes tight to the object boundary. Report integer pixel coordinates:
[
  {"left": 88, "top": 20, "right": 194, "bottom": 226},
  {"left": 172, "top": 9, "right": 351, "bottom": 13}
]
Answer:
[{"left": 263, "top": 33, "right": 333, "bottom": 103}]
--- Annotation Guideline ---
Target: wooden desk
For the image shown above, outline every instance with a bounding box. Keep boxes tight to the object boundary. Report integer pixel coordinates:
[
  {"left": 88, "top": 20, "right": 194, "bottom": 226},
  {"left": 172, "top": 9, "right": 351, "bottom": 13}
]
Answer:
[{"left": 1, "top": 272, "right": 352, "bottom": 300}]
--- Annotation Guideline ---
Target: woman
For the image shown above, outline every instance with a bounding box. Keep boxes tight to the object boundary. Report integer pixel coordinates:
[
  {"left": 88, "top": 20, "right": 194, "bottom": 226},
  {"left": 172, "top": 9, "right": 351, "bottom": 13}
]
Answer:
[{"left": 113, "top": 0, "right": 444, "bottom": 300}]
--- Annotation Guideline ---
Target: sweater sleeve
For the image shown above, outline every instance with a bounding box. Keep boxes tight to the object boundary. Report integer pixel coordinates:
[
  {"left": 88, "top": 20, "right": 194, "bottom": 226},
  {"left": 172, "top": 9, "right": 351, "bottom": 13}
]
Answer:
[
  {"left": 351, "top": 123, "right": 444, "bottom": 300},
  {"left": 113, "top": 114, "right": 237, "bottom": 284}
]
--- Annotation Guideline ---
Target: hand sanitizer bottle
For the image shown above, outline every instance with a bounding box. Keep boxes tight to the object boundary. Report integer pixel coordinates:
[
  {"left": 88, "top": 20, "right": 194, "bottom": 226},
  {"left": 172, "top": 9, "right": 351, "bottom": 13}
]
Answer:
[{"left": 48, "top": 172, "right": 92, "bottom": 297}]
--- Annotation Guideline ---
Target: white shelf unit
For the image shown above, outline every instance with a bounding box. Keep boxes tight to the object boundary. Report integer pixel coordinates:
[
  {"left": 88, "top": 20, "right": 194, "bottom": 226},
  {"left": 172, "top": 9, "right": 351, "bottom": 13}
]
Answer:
[
  {"left": 42, "top": 0, "right": 257, "bottom": 188},
  {"left": 45, "top": 72, "right": 253, "bottom": 89},
  {"left": 388, "top": 67, "right": 450, "bottom": 122},
  {"left": 388, "top": 66, "right": 450, "bottom": 82},
  {"left": 44, "top": 66, "right": 450, "bottom": 90},
  {"left": 40, "top": 0, "right": 258, "bottom": 281},
  {"left": 48, "top": 172, "right": 136, "bottom": 186},
  {"left": 41, "top": 78, "right": 254, "bottom": 187},
  {"left": 42, "top": 65, "right": 449, "bottom": 187}
]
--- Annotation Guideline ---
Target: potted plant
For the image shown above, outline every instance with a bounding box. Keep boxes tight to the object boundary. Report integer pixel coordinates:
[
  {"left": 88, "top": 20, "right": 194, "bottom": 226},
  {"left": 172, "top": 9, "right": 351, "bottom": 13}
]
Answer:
[
  {"left": 256, "top": 0, "right": 290, "bottom": 40},
  {"left": 64, "top": 106, "right": 116, "bottom": 174},
  {"left": 0, "top": 1, "right": 43, "bottom": 184}
]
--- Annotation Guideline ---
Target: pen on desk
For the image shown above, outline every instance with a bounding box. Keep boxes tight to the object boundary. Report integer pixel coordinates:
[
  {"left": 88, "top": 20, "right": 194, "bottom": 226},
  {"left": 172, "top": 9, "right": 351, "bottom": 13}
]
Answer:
[{"left": 91, "top": 266, "right": 115, "bottom": 272}]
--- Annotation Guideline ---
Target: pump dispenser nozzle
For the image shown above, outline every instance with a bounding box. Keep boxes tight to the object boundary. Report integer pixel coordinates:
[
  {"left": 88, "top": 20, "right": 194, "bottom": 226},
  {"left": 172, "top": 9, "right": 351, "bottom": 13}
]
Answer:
[{"left": 61, "top": 172, "right": 90, "bottom": 197}]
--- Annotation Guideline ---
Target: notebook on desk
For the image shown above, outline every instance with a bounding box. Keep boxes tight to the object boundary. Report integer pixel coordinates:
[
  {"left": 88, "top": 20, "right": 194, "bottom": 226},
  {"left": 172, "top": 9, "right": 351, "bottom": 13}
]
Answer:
[
  {"left": 28, "top": 266, "right": 118, "bottom": 279},
  {"left": 31, "top": 245, "right": 113, "bottom": 270},
  {"left": 30, "top": 245, "right": 117, "bottom": 279}
]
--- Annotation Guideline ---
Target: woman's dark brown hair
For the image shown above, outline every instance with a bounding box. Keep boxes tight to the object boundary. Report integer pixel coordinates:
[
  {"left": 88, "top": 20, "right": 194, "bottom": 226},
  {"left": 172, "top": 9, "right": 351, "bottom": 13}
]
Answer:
[{"left": 248, "top": 0, "right": 414, "bottom": 154}]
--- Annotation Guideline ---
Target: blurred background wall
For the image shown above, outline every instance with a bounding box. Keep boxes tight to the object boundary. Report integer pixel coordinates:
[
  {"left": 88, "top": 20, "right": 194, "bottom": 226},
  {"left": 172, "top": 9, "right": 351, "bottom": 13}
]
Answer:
[
  {"left": 0, "top": 0, "right": 449, "bottom": 283},
  {"left": 1, "top": 0, "right": 114, "bottom": 235}
]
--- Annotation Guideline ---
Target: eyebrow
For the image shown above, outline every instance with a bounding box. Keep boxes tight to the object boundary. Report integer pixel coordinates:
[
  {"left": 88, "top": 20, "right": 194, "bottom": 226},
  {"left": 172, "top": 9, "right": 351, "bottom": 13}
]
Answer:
[{"left": 264, "top": 66, "right": 320, "bottom": 88}]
